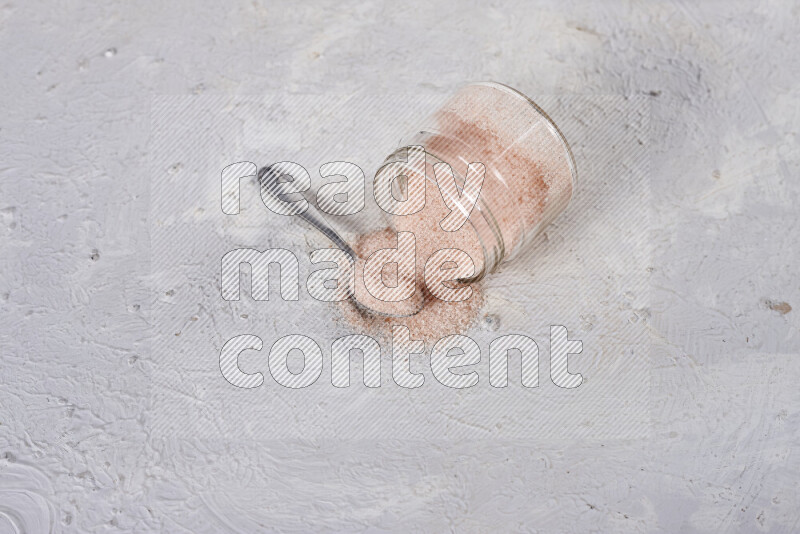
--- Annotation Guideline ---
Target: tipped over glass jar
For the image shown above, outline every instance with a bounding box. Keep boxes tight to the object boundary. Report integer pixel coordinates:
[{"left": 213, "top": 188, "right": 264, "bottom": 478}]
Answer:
[{"left": 365, "top": 82, "right": 577, "bottom": 301}]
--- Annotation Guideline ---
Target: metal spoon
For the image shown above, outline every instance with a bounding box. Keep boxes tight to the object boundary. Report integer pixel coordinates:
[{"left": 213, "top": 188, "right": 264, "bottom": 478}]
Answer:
[{"left": 258, "top": 166, "right": 425, "bottom": 318}]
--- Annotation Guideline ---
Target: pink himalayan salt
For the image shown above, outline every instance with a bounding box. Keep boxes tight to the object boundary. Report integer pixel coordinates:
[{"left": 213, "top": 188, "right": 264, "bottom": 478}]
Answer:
[
  {"left": 349, "top": 228, "right": 424, "bottom": 318},
  {"left": 428, "top": 84, "right": 573, "bottom": 255},
  {"left": 338, "top": 205, "right": 486, "bottom": 344}
]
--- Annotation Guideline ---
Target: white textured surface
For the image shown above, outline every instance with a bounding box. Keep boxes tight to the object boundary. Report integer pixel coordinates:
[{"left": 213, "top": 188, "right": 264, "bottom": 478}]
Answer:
[
  {"left": 1, "top": 1, "right": 799, "bottom": 532},
  {"left": 148, "top": 93, "right": 651, "bottom": 442}
]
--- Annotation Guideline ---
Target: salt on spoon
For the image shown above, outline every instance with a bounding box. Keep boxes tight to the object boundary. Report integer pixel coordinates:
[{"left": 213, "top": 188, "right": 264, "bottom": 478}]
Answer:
[{"left": 258, "top": 165, "right": 426, "bottom": 318}]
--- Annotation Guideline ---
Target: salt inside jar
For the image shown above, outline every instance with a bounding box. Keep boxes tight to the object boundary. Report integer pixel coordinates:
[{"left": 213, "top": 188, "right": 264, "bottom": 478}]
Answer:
[{"left": 386, "top": 81, "right": 577, "bottom": 281}]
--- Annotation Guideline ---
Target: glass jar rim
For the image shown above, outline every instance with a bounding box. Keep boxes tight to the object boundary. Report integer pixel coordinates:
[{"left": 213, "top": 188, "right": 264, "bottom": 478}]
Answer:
[{"left": 467, "top": 81, "right": 579, "bottom": 195}]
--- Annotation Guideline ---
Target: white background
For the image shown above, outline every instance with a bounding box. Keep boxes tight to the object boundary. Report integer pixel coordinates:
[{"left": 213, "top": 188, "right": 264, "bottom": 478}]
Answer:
[{"left": 1, "top": 1, "right": 799, "bottom": 532}]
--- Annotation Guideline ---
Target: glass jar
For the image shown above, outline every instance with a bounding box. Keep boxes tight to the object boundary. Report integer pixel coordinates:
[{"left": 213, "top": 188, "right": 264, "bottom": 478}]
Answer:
[{"left": 382, "top": 82, "right": 577, "bottom": 283}]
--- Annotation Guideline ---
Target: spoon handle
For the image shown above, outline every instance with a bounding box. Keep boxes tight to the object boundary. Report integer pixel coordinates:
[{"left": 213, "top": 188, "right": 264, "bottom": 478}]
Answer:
[{"left": 258, "top": 166, "right": 356, "bottom": 257}]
